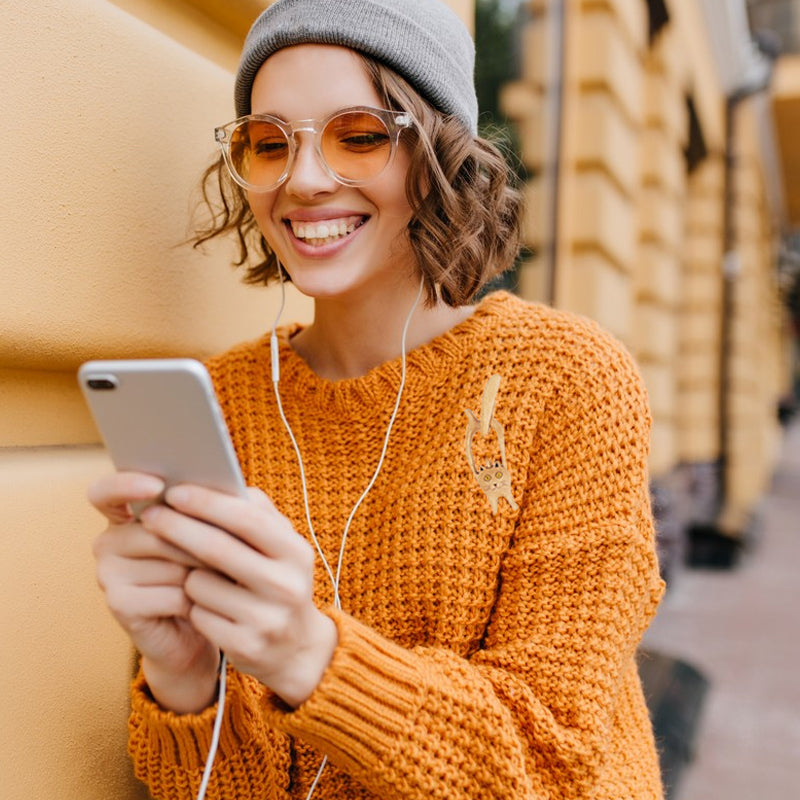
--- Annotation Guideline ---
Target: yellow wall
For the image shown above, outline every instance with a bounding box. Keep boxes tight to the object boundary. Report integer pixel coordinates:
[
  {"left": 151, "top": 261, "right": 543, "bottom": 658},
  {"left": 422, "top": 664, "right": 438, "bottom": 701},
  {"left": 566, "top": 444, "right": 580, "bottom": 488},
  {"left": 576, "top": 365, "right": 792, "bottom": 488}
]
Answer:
[
  {"left": 635, "top": 25, "right": 688, "bottom": 476},
  {"left": 679, "top": 154, "right": 725, "bottom": 463}
]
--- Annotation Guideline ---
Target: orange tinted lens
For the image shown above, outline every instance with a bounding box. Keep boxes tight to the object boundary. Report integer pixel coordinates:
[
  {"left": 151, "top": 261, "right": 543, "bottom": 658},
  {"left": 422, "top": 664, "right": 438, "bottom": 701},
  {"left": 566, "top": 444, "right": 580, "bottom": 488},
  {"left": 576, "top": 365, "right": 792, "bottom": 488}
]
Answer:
[
  {"left": 321, "top": 111, "right": 392, "bottom": 183},
  {"left": 229, "top": 119, "right": 289, "bottom": 187}
]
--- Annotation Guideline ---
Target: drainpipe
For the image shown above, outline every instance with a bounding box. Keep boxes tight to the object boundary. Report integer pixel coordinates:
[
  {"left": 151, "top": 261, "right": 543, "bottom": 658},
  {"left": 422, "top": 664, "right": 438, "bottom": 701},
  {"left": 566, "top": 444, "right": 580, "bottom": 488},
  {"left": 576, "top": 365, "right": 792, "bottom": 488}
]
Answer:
[{"left": 719, "top": 95, "right": 738, "bottom": 522}]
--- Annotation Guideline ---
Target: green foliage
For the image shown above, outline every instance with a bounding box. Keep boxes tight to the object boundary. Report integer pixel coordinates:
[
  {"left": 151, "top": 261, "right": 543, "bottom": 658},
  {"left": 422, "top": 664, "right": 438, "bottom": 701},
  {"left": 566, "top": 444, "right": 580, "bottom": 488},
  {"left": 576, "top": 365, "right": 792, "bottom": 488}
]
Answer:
[
  {"left": 474, "top": 0, "right": 525, "bottom": 177},
  {"left": 475, "top": 0, "right": 526, "bottom": 295},
  {"left": 474, "top": 0, "right": 529, "bottom": 295},
  {"left": 475, "top": 0, "right": 519, "bottom": 125}
]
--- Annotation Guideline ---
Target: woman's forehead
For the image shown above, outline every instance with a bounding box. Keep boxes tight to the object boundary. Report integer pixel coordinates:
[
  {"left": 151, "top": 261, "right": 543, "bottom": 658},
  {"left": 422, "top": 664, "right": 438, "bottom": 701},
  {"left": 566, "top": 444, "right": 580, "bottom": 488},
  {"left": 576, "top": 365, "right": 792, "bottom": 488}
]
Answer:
[{"left": 250, "top": 44, "right": 381, "bottom": 117}]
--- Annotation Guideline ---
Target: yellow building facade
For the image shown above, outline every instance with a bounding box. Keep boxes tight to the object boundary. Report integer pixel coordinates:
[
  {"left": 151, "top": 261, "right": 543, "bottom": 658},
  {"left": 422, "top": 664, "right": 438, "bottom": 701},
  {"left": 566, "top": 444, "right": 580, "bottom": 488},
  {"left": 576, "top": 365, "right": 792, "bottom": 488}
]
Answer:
[{"left": 503, "top": 0, "right": 795, "bottom": 570}]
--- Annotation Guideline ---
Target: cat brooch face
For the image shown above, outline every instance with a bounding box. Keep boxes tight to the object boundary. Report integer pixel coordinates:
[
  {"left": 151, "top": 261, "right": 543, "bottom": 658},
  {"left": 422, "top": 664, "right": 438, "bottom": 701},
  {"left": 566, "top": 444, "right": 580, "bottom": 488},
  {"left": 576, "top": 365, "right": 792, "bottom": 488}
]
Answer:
[{"left": 464, "top": 374, "right": 519, "bottom": 515}]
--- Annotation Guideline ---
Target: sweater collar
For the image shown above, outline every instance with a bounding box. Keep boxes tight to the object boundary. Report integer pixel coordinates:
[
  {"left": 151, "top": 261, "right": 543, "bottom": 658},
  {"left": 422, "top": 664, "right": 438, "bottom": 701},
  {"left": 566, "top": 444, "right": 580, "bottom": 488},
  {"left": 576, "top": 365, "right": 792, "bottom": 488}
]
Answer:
[{"left": 272, "top": 291, "right": 515, "bottom": 417}]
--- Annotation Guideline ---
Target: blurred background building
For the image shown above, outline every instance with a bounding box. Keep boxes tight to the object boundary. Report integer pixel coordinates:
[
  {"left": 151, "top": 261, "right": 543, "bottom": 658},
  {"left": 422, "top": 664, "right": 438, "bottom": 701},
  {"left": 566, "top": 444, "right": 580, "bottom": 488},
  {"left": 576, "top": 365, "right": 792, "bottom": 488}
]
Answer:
[
  {"left": 2, "top": 1, "right": 799, "bottom": 798},
  {"left": 494, "top": 0, "right": 800, "bottom": 580}
]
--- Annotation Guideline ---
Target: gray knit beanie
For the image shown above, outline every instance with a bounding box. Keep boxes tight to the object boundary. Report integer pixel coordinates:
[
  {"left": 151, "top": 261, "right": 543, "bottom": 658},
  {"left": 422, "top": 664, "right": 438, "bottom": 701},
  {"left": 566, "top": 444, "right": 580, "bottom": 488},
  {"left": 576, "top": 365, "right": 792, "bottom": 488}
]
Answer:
[{"left": 234, "top": 0, "right": 478, "bottom": 134}]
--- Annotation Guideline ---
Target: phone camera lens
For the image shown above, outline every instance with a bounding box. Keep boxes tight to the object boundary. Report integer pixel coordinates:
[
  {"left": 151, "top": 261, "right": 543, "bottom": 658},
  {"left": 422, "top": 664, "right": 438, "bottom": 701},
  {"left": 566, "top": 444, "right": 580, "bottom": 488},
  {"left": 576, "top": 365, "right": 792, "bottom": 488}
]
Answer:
[{"left": 87, "top": 377, "right": 117, "bottom": 390}]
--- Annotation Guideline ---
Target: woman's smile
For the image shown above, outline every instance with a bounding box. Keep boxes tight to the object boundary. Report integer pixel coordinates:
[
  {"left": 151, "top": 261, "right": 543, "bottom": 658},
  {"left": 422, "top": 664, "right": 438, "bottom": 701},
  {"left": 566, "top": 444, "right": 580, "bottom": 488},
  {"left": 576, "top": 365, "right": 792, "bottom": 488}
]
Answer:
[{"left": 283, "top": 211, "right": 369, "bottom": 250}]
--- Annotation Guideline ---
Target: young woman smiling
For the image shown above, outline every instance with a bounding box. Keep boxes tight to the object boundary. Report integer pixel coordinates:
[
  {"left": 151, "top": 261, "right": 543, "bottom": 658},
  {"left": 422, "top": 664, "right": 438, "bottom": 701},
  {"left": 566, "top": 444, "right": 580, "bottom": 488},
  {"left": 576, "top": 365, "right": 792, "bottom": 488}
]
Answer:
[{"left": 89, "top": 1, "right": 666, "bottom": 799}]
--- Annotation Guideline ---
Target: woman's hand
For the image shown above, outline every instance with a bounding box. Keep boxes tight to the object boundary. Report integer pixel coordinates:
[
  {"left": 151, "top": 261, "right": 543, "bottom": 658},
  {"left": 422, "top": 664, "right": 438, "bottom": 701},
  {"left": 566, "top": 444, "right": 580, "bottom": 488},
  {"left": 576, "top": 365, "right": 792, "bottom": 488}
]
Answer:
[
  {"left": 90, "top": 472, "right": 221, "bottom": 714},
  {"left": 138, "top": 484, "right": 338, "bottom": 709}
]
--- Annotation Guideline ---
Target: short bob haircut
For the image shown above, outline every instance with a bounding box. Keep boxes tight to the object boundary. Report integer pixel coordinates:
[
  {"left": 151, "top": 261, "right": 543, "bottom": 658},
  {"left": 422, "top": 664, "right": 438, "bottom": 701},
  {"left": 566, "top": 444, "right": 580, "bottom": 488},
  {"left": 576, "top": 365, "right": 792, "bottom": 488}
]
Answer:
[{"left": 193, "top": 53, "right": 523, "bottom": 307}]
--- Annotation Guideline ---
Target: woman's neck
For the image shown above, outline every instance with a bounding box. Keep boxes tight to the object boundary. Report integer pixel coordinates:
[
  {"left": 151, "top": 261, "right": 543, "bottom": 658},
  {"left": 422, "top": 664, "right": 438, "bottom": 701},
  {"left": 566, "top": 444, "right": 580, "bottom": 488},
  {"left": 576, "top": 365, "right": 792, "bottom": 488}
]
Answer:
[{"left": 289, "top": 282, "right": 474, "bottom": 382}]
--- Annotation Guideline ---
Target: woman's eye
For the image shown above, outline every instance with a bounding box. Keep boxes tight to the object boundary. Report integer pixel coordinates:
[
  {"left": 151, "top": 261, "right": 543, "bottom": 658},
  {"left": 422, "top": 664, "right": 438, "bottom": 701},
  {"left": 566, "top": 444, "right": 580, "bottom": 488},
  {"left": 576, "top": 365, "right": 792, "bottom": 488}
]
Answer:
[
  {"left": 253, "top": 139, "right": 288, "bottom": 157},
  {"left": 341, "top": 132, "right": 389, "bottom": 149}
]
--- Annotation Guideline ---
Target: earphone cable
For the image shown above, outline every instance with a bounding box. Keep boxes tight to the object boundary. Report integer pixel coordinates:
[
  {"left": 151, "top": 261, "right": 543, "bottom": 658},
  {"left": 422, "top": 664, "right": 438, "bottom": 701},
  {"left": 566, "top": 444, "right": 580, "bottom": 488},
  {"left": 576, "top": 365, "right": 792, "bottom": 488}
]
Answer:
[
  {"left": 270, "top": 269, "right": 339, "bottom": 597},
  {"left": 195, "top": 651, "right": 228, "bottom": 800},
  {"left": 334, "top": 276, "right": 423, "bottom": 591}
]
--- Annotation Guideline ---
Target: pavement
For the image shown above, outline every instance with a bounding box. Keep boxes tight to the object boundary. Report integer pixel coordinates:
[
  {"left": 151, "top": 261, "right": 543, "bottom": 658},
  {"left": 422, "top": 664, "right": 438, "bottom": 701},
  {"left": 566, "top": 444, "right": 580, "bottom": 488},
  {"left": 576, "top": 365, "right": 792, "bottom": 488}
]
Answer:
[{"left": 642, "top": 419, "right": 800, "bottom": 800}]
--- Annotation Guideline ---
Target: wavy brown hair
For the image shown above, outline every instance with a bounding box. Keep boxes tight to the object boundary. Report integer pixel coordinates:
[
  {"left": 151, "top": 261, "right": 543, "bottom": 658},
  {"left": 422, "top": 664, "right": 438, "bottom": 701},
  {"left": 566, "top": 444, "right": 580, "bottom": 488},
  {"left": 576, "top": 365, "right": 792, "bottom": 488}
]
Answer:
[{"left": 192, "top": 54, "right": 522, "bottom": 307}]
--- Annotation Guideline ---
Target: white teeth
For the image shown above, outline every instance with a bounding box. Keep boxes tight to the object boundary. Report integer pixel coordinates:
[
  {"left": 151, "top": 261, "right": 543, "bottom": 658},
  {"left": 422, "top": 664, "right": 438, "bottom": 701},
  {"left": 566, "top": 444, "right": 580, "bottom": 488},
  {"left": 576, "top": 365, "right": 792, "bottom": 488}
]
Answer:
[{"left": 289, "top": 216, "right": 363, "bottom": 243}]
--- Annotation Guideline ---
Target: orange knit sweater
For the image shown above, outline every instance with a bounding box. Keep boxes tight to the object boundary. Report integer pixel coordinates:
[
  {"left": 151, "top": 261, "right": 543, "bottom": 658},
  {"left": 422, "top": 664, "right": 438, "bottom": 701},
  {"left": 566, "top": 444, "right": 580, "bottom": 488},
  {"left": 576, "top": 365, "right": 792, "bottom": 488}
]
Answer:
[{"left": 128, "top": 291, "right": 665, "bottom": 799}]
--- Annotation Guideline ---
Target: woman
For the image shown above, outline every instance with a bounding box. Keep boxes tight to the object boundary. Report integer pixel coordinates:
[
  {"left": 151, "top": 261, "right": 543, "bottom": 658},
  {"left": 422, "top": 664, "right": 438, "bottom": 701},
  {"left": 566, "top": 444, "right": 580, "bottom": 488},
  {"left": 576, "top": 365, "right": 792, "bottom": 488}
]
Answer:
[{"left": 90, "top": 1, "right": 666, "bottom": 798}]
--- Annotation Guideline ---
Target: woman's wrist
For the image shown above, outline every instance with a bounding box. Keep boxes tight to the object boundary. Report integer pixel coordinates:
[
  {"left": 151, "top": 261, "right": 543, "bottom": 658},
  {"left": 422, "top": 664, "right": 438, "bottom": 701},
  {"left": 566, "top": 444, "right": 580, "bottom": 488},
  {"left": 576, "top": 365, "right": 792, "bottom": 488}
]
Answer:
[
  {"left": 141, "top": 652, "right": 221, "bottom": 714},
  {"left": 272, "top": 610, "right": 338, "bottom": 709}
]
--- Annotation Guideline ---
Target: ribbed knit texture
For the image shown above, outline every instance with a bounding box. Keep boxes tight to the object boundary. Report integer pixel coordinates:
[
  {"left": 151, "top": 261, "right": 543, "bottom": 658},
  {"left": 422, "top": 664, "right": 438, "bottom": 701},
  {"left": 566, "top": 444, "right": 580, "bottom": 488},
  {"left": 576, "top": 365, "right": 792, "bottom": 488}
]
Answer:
[{"left": 128, "top": 292, "right": 666, "bottom": 799}]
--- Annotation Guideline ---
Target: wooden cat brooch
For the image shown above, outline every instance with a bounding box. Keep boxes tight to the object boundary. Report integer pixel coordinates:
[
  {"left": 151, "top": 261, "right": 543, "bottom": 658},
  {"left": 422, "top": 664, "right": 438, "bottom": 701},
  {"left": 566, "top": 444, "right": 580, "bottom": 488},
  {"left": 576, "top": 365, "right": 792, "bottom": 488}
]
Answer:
[{"left": 464, "top": 374, "right": 518, "bottom": 514}]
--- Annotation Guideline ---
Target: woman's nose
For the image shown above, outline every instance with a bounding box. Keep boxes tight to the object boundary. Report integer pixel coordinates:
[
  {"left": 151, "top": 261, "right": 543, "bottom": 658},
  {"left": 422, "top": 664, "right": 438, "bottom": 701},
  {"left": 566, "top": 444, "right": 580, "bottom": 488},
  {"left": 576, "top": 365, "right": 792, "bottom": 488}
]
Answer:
[{"left": 283, "top": 135, "right": 339, "bottom": 198}]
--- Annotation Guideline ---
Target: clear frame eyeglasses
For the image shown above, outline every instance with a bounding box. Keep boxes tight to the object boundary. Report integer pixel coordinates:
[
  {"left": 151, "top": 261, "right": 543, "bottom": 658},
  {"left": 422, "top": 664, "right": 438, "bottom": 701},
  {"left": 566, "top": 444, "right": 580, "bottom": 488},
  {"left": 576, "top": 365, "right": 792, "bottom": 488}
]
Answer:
[{"left": 214, "top": 105, "right": 413, "bottom": 193}]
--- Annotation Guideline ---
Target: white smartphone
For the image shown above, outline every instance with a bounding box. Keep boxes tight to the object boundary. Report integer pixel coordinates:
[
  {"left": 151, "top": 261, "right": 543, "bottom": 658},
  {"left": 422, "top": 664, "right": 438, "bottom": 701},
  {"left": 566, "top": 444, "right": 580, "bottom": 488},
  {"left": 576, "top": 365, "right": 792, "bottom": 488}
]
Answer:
[{"left": 78, "top": 359, "right": 247, "bottom": 511}]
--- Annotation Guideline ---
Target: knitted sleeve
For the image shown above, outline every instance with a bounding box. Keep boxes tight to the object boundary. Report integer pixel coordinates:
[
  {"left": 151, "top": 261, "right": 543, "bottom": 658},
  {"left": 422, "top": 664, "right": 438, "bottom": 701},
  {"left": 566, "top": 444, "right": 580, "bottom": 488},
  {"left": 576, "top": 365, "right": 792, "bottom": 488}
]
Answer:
[
  {"left": 128, "top": 667, "right": 292, "bottom": 799},
  {"left": 261, "top": 330, "right": 665, "bottom": 798}
]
